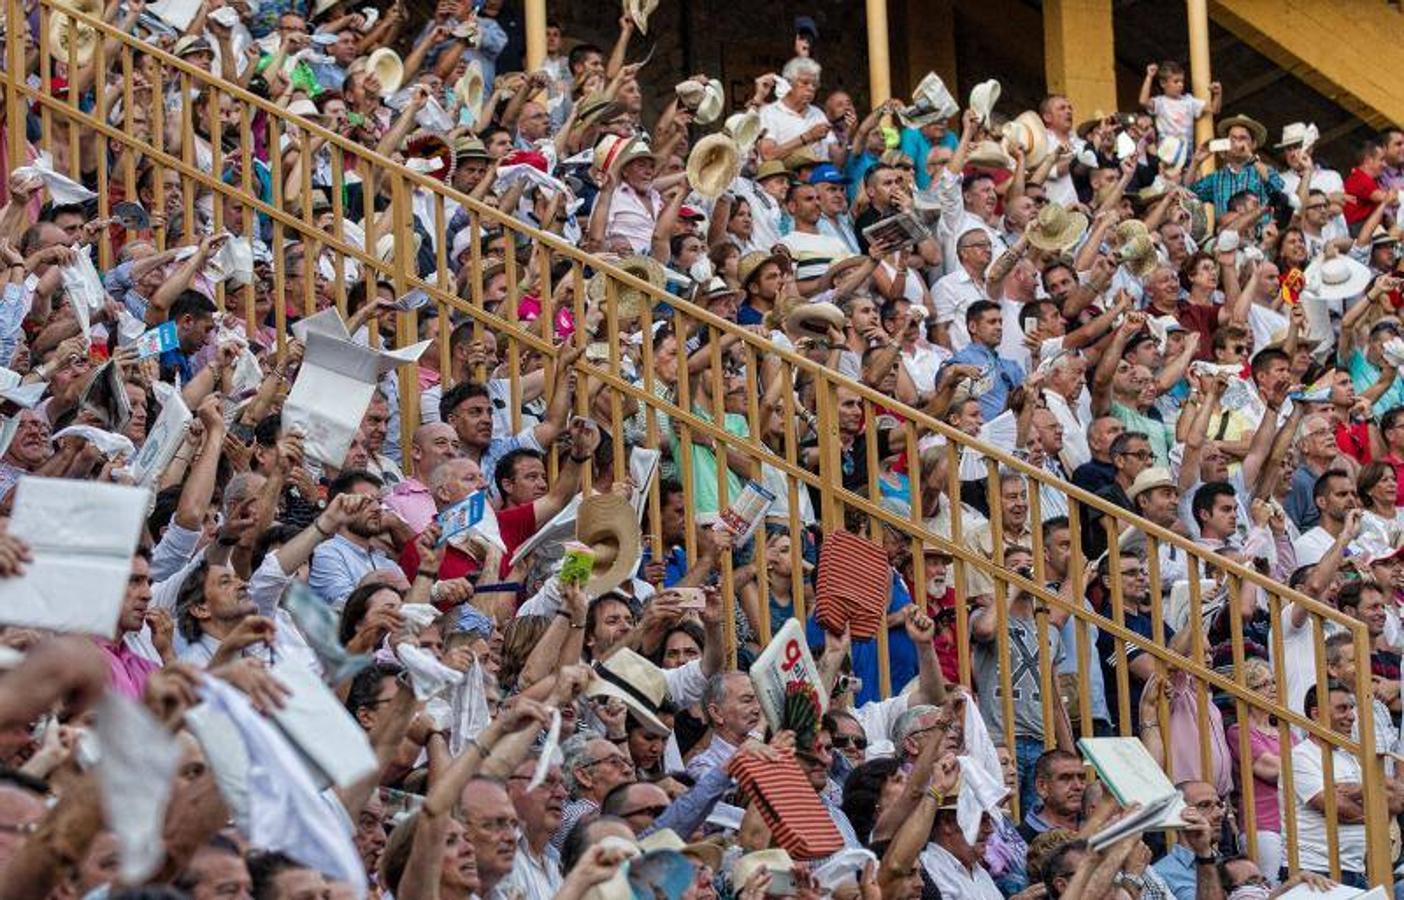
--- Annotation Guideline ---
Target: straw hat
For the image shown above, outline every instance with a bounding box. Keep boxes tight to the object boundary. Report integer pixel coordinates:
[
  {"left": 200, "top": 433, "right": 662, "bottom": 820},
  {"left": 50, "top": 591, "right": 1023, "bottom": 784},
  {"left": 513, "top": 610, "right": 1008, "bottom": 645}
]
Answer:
[
  {"left": 1113, "top": 218, "right": 1150, "bottom": 246},
  {"left": 624, "top": 0, "right": 660, "bottom": 33},
  {"left": 1127, "top": 466, "right": 1173, "bottom": 501},
  {"left": 1118, "top": 234, "right": 1159, "bottom": 278},
  {"left": 452, "top": 136, "right": 490, "bottom": 162},
  {"left": 966, "top": 141, "right": 1013, "bottom": 171},
  {"left": 367, "top": 47, "right": 403, "bottom": 96},
  {"left": 592, "top": 134, "right": 654, "bottom": 174},
  {"left": 637, "top": 829, "right": 725, "bottom": 872},
  {"left": 898, "top": 72, "right": 958, "bottom": 128},
  {"left": 375, "top": 230, "right": 422, "bottom": 263},
  {"left": 1002, "top": 110, "right": 1050, "bottom": 168},
  {"left": 576, "top": 493, "right": 643, "bottom": 599},
  {"left": 752, "top": 159, "right": 792, "bottom": 183},
  {"left": 1303, "top": 254, "right": 1373, "bottom": 302},
  {"left": 1276, "top": 121, "right": 1320, "bottom": 152},
  {"left": 732, "top": 849, "right": 795, "bottom": 890},
  {"left": 694, "top": 276, "right": 742, "bottom": 306},
  {"left": 694, "top": 79, "right": 725, "bottom": 126},
  {"left": 969, "top": 79, "right": 1001, "bottom": 128},
  {"left": 49, "top": 10, "right": 98, "bottom": 65},
  {"left": 724, "top": 110, "right": 762, "bottom": 155},
  {"left": 1025, "top": 203, "right": 1088, "bottom": 253},
  {"left": 686, "top": 134, "right": 741, "bottom": 199},
  {"left": 1216, "top": 114, "right": 1267, "bottom": 148},
  {"left": 585, "top": 255, "right": 666, "bottom": 319},
  {"left": 587, "top": 647, "right": 669, "bottom": 735},
  {"left": 1156, "top": 135, "right": 1188, "bottom": 174},
  {"left": 737, "top": 250, "right": 786, "bottom": 290},
  {"left": 785, "top": 301, "right": 846, "bottom": 337},
  {"left": 454, "top": 60, "right": 485, "bottom": 122}
]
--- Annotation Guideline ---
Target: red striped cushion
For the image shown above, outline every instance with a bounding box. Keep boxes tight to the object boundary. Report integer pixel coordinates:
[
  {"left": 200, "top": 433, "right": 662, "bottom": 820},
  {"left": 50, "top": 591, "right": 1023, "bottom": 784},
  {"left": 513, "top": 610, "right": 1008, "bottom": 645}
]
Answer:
[
  {"left": 728, "top": 748, "right": 844, "bottom": 859},
  {"left": 815, "top": 530, "right": 890, "bottom": 639}
]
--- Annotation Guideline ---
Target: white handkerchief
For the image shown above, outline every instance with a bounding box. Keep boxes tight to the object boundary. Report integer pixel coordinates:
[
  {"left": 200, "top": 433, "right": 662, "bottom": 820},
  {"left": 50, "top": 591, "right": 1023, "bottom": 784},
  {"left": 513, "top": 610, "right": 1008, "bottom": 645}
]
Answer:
[
  {"left": 396, "top": 642, "right": 464, "bottom": 701},
  {"left": 13, "top": 153, "right": 97, "bottom": 205},
  {"left": 95, "top": 692, "right": 181, "bottom": 884},
  {"left": 51, "top": 425, "right": 136, "bottom": 459},
  {"left": 198, "top": 677, "right": 366, "bottom": 893},
  {"left": 398, "top": 603, "right": 439, "bottom": 634},
  {"left": 448, "top": 657, "right": 491, "bottom": 756},
  {"left": 527, "top": 709, "right": 562, "bottom": 791},
  {"left": 955, "top": 754, "right": 1010, "bottom": 844}
]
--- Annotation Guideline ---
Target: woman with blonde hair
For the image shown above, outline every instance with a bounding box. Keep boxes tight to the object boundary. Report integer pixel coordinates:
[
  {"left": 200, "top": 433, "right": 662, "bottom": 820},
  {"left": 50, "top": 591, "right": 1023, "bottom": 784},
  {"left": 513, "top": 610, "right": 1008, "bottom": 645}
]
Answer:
[{"left": 1223, "top": 657, "right": 1289, "bottom": 885}]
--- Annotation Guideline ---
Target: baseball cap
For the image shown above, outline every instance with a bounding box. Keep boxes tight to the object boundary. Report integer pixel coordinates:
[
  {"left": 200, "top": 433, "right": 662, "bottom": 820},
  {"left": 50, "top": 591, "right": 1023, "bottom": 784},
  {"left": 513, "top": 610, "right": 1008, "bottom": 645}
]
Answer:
[{"left": 808, "top": 163, "right": 851, "bottom": 186}]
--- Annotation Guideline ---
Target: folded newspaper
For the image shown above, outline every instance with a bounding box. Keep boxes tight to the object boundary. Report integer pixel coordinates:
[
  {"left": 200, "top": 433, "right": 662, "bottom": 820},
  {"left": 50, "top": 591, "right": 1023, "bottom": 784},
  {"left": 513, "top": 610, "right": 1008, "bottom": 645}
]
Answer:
[{"left": 1077, "top": 737, "right": 1187, "bottom": 851}]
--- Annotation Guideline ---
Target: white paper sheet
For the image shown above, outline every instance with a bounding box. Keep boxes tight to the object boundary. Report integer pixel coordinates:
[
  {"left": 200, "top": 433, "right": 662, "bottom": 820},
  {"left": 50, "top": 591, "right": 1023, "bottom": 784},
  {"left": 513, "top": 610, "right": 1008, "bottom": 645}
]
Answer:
[
  {"left": 147, "top": 0, "right": 203, "bottom": 31},
  {"left": 0, "top": 478, "right": 147, "bottom": 637},
  {"left": 629, "top": 447, "right": 660, "bottom": 521},
  {"left": 130, "top": 382, "right": 192, "bottom": 485},
  {"left": 266, "top": 660, "right": 379, "bottom": 790},
  {"left": 282, "top": 313, "right": 428, "bottom": 466},
  {"left": 94, "top": 692, "right": 181, "bottom": 883}
]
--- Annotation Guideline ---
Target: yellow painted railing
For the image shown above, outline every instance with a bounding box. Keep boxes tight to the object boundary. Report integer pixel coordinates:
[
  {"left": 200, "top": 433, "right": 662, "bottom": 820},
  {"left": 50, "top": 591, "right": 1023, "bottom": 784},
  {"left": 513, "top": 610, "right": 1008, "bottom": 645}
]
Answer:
[{"left": 2, "top": 0, "right": 1397, "bottom": 885}]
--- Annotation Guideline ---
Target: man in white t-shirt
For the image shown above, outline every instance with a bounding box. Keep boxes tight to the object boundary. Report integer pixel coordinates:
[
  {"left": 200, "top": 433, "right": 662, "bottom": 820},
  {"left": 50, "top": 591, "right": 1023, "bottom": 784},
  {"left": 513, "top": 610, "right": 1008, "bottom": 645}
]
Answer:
[
  {"left": 1293, "top": 469, "right": 1359, "bottom": 567},
  {"left": 757, "top": 57, "right": 836, "bottom": 164},
  {"left": 1290, "top": 682, "right": 1371, "bottom": 884}
]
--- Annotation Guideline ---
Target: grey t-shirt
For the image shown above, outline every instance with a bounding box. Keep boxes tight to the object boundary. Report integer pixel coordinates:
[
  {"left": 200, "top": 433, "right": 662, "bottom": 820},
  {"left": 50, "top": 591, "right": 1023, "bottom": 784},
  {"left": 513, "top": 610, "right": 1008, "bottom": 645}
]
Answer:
[{"left": 971, "top": 610, "right": 1065, "bottom": 740}]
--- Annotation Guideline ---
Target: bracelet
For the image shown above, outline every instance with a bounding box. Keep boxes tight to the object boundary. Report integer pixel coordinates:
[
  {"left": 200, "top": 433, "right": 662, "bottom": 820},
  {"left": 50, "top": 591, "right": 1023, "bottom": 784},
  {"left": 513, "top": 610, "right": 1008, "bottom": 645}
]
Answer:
[
  {"left": 416, "top": 568, "right": 438, "bottom": 580},
  {"left": 927, "top": 785, "right": 945, "bottom": 805},
  {"left": 476, "top": 582, "right": 522, "bottom": 593},
  {"left": 1194, "top": 855, "right": 1217, "bottom": 866},
  {"left": 569, "top": 454, "right": 591, "bottom": 463},
  {"left": 556, "top": 609, "right": 586, "bottom": 628},
  {"left": 313, "top": 518, "right": 333, "bottom": 537}
]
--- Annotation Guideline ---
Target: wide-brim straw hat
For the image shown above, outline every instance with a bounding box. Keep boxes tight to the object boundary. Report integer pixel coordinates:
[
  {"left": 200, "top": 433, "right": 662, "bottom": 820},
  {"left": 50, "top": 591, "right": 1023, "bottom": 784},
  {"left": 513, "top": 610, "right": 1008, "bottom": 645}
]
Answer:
[
  {"left": 576, "top": 493, "right": 643, "bottom": 599},
  {"left": 785, "top": 301, "right": 846, "bottom": 337},
  {"left": 367, "top": 47, "right": 403, "bottom": 96},
  {"left": 1118, "top": 234, "right": 1160, "bottom": 278},
  {"left": 624, "top": 0, "right": 660, "bottom": 33},
  {"left": 1303, "top": 254, "right": 1373, "bottom": 302},
  {"left": 969, "top": 79, "right": 1001, "bottom": 128},
  {"left": 725, "top": 110, "right": 762, "bottom": 156},
  {"left": 1026, "top": 203, "right": 1088, "bottom": 253},
  {"left": 49, "top": 11, "right": 98, "bottom": 65},
  {"left": 1216, "top": 114, "right": 1267, "bottom": 148},
  {"left": 686, "top": 133, "right": 741, "bottom": 199},
  {"left": 586, "top": 646, "right": 669, "bottom": 736},
  {"left": 455, "top": 60, "right": 485, "bottom": 122},
  {"left": 586, "top": 255, "right": 666, "bottom": 319},
  {"left": 1002, "top": 110, "right": 1051, "bottom": 169},
  {"left": 966, "top": 140, "right": 1014, "bottom": 171}
]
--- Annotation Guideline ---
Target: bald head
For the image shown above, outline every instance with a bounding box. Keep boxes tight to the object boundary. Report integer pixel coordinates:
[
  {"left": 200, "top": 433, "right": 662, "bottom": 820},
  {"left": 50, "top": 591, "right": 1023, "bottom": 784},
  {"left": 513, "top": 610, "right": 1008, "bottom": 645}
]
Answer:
[
  {"left": 428, "top": 457, "right": 486, "bottom": 508},
  {"left": 412, "top": 422, "right": 460, "bottom": 477}
]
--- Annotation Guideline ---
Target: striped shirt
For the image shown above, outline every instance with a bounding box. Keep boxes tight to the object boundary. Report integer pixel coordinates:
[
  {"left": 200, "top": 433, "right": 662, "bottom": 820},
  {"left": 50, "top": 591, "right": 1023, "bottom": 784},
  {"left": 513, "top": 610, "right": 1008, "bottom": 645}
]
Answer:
[{"left": 1190, "top": 162, "right": 1284, "bottom": 217}]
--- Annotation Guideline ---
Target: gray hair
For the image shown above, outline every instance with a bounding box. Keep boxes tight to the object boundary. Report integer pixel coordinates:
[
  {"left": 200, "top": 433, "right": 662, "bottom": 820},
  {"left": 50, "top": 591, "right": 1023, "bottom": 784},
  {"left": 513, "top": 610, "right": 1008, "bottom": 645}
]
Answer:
[
  {"left": 222, "top": 471, "right": 265, "bottom": 517},
  {"left": 781, "top": 57, "right": 821, "bottom": 83},
  {"left": 701, "top": 672, "right": 743, "bottom": 724},
  {"left": 559, "top": 733, "right": 594, "bottom": 797},
  {"left": 892, "top": 704, "right": 939, "bottom": 747}
]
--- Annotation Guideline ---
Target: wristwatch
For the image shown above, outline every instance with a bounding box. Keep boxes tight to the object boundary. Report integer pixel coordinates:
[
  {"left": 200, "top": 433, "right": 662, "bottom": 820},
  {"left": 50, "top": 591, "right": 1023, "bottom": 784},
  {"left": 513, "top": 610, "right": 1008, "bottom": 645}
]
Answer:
[{"left": 1114, "top": 872, "right": 1145, "bottom": 891}]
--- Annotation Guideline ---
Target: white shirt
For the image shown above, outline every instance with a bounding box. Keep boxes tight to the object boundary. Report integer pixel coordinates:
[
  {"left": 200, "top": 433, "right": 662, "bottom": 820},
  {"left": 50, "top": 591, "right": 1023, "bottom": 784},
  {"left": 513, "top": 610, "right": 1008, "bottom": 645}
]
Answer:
[
  {"left": 902, "top": 341, "right": 949, "bottom": 395},
  {"left": 1281, "top": 167, "right": 1349, "bottom": 240},
  {"left": 727, "top": 176, "right": 785, "bottom": 254},
  {"left": 1290, "top": 739, "right": 1367, "bottom": 874},
  {"left": 500, "top": 836, "right": 562, "bottom": 900},
  {"left": 605, "top": 183, "right": 663, "bottom": 255},
  {"left": 932, "top": 266, "right": 987, "bottom": 351},
  {"left": 758, "top": 100, "right": 835, "bottom": 159},
  {"left": 932, "top": 170, "right": 1008, "bottom": 278},
  {"left": 1043, "top": 133, "right": 1079, "bottom": 207},
  {"left": 919, "top": 842, "right": 1003, "bottom": 900},
  {"left": 1293, "top": 526, "right": 1337, "bottom": 567},
  {"left": 1274, "top": 601, "right": 1342, "bottom": 715}
]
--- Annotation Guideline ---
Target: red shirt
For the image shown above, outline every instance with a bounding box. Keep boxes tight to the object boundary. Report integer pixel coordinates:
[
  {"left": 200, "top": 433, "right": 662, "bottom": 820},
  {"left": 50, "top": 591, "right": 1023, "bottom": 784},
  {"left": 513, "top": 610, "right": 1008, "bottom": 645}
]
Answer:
[
  {"left": 1335, "top": 419, "right": 1371, "bottom": 465},
  {"left": 1175, "top": 301, "right": 1220, "bottom": 360},
  {"left": 1344, "top": 168, "right": 1381, "bottom": 226},
  {"left": 398, "top": 501, "right": 538, "bottom": 585}
]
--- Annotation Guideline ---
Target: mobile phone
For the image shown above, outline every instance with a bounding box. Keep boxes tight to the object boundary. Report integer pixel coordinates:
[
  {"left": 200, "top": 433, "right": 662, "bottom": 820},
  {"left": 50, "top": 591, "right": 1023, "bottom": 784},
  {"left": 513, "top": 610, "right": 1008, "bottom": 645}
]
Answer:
[
  {"left": 1208, "top": 138, "right": 1231, "bottom": 154},
  {"left": 673, "top": 588, "right": 706, "bottom": 610}
]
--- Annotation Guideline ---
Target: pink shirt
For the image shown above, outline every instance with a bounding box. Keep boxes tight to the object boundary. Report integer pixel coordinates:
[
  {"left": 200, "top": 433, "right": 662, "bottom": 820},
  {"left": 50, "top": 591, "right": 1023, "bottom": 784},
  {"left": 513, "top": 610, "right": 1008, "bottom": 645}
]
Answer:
[
  {"left": 385, "top": 478, "right": 436, "bottom": 534},
  {"left": 605, "top": 183, "right": 663, "bottom": 255},
  {"left": 1226, "top": 721, "right": 1286, "bottom": 831},
  {"left": 98, "top": 639, "right": 160, "bottom": 699}
]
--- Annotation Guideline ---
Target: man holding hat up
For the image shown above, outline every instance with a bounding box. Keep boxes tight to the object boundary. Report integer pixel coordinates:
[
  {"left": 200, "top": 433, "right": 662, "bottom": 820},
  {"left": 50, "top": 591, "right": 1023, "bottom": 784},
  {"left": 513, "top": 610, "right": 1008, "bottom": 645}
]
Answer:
[{"left": 1187, "top": 113, "right": 1283, "bottom": 218}]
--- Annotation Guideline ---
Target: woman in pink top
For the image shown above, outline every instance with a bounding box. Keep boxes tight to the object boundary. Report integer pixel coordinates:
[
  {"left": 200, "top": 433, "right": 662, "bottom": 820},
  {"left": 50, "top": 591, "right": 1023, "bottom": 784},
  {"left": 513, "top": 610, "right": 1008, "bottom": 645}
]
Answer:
[{"left": 1224, "top": 658, "right": 1289, "bottom": 886}]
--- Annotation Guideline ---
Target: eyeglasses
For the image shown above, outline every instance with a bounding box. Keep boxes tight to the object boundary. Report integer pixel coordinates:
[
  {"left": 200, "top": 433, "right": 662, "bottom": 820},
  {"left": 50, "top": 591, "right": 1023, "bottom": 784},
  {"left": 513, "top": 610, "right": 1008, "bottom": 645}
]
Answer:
[
  {"left": 583, "top": 755, "right": 634, "bottom": 772},
  {"left": 467, "top": 816, "right": 520, "bottom": 835},
  {"left": 832, "top": 734, "right": 869, "bottom": 750},
  {"left": 620, "top": 804, "right": 669, "bottom": 819},
  {"left": 893, "top": 163, "right": 915, "bottom": 171},
  {"left": 1118, "top": 450, "right": 1154, "bottom": 460},
  {"left": 1191, "top": 798, "right": 1226, "bottom": 811}
]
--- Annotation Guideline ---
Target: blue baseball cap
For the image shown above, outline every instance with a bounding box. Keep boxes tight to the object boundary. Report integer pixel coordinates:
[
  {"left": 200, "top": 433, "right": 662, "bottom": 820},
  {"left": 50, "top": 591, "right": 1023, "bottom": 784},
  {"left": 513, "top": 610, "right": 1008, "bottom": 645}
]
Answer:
[{"left": 808, "top": 163, "right": 851, "bottom": 186}]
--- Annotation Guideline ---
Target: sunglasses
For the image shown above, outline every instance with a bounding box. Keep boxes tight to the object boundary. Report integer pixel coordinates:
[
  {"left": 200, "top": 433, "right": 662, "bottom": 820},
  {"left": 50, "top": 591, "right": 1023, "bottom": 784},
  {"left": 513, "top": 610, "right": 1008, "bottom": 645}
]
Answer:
[{"left": 832, "top": 734, "right": 868, "bottom": 750}]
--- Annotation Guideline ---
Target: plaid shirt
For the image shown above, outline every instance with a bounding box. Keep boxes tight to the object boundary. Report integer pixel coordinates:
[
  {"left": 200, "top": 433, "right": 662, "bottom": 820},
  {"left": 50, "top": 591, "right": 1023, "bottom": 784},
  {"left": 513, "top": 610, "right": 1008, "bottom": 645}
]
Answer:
[{"left": 1191, "top": 161, "right": 1284, "bottom": 216}]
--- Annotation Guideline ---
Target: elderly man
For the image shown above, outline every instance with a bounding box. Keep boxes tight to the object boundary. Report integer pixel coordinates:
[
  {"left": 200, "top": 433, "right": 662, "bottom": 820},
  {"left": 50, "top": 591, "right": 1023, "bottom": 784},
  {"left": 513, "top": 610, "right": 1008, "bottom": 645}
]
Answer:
[
  {"left": 686, "top": 672, "right": 763, "bottom": 779},
  {"left": 460, "top": 777, "right": 523, "bottom": 899},
  {"left": 554, "top": 735, "right": 637, "bottom": 852},
  {"left": 932, "top": 227, "right": 994, "bottom": 351},
  {"left": 757, "top": 57, "right": 834, "bottom": 163},
  {"left": 502, "top": 755, "right": 566, "bottom": 899}
]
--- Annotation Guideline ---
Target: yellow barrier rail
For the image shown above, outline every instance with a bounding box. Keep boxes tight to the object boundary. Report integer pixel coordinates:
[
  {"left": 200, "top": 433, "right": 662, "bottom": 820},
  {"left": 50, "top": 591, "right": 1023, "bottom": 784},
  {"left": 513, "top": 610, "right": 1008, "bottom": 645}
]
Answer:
[{"left": 2, "top": 0, "right": 1397, "bottom": 885}]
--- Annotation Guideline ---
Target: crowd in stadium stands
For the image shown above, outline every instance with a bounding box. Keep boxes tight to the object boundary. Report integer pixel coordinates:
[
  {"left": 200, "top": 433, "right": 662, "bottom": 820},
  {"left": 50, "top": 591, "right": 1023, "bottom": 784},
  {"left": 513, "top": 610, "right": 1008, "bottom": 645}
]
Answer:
[{"left": 3, "top": 0, "right": 1404, "bottom": 897}]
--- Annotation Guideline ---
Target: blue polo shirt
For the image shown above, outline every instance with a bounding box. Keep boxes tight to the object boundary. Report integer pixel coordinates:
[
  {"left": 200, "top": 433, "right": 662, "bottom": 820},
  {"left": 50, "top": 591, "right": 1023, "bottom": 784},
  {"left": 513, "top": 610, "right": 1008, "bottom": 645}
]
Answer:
[{"left": 945, "top": 343, "right": 1025, "bottom": 422}]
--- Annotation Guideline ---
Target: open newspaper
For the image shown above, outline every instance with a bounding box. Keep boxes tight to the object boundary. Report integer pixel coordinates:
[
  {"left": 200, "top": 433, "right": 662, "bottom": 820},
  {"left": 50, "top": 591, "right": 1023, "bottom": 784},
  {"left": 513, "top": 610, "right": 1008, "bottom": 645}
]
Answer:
[
  {"left": 282, "top": 309, "right": 429, "bottom": 467},
  {"left": 1078, "top": 737, "right": 1187, "bottom": 851},
  {"left": 0, "top": 477, "right": 147, "bottom": 637}
]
